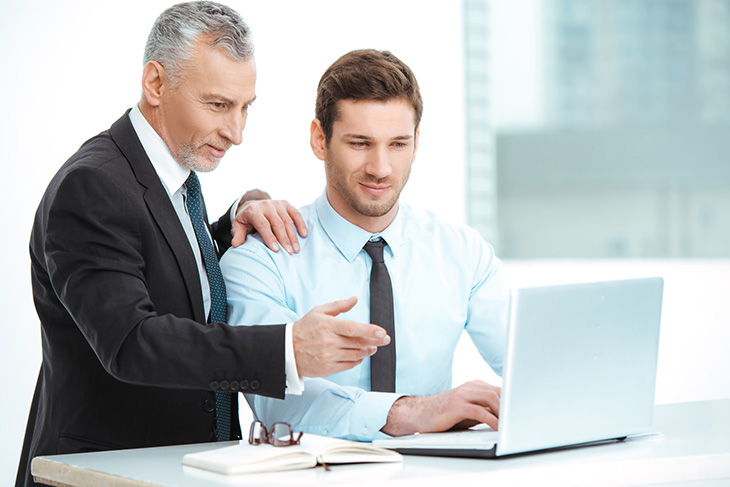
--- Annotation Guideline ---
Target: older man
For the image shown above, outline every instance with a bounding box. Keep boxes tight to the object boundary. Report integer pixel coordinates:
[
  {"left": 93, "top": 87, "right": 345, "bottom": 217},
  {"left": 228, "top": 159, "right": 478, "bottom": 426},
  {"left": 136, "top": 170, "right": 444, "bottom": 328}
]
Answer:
[
  {"left": 16, "top": 3, "right": 388, "bottom": 486},
  {"left": 221, "top": 49, "right": 508, "bottom": 442}
]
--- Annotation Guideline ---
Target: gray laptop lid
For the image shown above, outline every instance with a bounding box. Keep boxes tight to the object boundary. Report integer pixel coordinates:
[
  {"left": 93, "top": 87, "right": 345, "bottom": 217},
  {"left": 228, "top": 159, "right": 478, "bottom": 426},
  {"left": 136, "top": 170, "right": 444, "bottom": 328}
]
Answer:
[{"left": 497, "top": 277, "right": 664, "bottom": 456}]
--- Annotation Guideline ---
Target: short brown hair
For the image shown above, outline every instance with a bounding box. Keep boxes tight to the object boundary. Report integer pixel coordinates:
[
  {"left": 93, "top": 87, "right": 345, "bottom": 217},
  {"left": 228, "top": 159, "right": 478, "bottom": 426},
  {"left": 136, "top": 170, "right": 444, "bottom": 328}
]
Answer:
[{"left": 315, "top": 49, "right": 423, "bottom": 144}]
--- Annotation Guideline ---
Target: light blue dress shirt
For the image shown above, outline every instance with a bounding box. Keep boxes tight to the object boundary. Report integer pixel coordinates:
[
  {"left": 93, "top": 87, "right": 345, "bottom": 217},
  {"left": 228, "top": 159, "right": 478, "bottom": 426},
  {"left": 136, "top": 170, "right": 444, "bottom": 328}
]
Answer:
[{"left": 220, "top": 191, "right": 509, "bottom": 441}]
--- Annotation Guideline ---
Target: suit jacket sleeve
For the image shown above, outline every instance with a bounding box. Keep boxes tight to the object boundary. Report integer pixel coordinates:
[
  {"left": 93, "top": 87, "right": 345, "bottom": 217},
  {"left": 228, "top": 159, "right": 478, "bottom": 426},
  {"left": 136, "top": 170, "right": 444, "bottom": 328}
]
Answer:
[
  {"left": 211, "top": 202, "right": 234, "bottom": 255},
  {"left": 43, "top": 164, "right": 286, "bottom": 399}
]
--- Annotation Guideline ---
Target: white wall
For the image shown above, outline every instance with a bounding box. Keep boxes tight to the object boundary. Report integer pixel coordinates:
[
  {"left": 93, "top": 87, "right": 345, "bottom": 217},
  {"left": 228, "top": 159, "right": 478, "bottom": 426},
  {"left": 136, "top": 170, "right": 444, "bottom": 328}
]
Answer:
[{"left": 0, "top": 0, "right": 465, "bottom": 483}]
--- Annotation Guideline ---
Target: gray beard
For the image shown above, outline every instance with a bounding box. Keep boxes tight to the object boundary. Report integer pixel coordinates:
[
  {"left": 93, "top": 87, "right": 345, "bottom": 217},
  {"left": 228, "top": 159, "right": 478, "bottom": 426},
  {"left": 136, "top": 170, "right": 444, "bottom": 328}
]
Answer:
[{"left": 178, "top": 144, "right": 221, "bottom": 173}]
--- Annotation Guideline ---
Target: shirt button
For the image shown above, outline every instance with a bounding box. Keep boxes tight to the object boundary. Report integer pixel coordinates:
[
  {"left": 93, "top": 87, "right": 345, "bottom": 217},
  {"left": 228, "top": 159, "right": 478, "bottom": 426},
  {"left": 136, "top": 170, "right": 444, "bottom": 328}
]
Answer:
[
  {"left": 322, "top": 429, "right": 328, "bottom": 435},
  {"left": 203, "top": 398, "right": 215, "bottom": 413},
  {"left": 362, "top": 428, "right": 369, "bottom": 434}
]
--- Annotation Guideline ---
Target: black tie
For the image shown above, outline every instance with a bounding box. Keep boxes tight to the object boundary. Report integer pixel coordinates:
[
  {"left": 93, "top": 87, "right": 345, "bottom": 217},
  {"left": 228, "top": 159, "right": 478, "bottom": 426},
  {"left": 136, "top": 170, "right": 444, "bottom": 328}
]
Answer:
[
  {"left": 363, "top": 239, "right": 396, "bottom": 392},
  {"left": 185, "top": 172, "right": 232, "bottom": 441}
]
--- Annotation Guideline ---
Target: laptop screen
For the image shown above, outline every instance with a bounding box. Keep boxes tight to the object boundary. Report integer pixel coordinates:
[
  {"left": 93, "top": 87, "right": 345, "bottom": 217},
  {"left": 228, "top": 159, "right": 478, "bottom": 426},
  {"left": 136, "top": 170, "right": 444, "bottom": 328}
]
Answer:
[{"left": 497, "top": 277, "right": 663, "bottom": 456}]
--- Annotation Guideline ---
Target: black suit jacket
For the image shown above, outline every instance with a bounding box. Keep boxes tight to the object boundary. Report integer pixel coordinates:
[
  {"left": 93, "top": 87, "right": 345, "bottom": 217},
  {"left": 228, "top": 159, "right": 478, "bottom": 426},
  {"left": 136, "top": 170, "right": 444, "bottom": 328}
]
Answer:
[{"left": 16, "top": 112, "right": 286, "bottom": 487}]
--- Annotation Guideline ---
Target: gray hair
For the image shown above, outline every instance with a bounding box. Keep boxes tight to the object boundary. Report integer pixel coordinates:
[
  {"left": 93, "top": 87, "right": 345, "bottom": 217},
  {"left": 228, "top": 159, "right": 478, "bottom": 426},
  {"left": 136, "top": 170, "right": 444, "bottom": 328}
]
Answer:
[{"left": 143, "top": 1, "right": 254, "bottom": 87}]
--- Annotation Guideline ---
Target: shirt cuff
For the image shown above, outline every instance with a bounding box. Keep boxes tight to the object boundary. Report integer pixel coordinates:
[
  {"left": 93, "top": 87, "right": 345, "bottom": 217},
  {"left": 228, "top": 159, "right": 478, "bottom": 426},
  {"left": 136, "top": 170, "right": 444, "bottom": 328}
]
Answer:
[
  {"left": 284, "top": 322, "right": 304, "bottom": 395},
  {"left": 349, "top": 392, "right": 405, "bottom": 440},
  {"left": 229, "top": 197, "right": 241, "bottom": 222}
]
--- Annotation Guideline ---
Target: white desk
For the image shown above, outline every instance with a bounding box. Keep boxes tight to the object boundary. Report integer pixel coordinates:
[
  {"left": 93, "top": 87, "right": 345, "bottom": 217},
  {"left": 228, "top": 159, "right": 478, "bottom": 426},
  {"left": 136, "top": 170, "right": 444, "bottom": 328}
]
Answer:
[{"left": 32, "top": 399, "right": 730, "bottom": 487}]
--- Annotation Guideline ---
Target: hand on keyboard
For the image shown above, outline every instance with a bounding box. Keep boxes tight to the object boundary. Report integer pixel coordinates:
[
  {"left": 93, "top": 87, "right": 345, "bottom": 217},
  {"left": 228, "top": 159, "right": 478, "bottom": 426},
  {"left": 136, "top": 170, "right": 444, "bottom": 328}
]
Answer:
[{"left": 381, "top": 380, "right": 501, "bottom": 437}]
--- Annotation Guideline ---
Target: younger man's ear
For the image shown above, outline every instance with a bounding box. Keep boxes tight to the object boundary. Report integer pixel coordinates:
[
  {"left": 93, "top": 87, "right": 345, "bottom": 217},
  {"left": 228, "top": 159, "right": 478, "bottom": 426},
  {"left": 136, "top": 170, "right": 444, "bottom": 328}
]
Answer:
[{"left": 310, "top": 119, "right": 327, "bottom": 161}]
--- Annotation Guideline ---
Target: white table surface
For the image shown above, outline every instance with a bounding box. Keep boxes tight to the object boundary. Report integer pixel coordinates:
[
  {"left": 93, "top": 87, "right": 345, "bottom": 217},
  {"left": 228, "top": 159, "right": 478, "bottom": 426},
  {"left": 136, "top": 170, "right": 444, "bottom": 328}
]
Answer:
[{"left": 32, "top": 399, "right": 730, "bottom": 487}]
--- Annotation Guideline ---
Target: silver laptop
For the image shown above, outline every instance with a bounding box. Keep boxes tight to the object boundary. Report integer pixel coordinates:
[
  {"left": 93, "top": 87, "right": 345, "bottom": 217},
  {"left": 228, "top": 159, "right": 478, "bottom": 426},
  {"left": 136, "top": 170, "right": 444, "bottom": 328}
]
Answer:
[{"left": 373, "top": 277, "right": 664, "bottom": 458}]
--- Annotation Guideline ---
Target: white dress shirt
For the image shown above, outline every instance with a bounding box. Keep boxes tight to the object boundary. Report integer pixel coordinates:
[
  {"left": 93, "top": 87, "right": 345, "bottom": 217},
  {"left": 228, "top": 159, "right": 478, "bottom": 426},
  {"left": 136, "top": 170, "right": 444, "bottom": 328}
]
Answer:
[{"left": 128, "top": 105, "right": 302, "bottom": 394}]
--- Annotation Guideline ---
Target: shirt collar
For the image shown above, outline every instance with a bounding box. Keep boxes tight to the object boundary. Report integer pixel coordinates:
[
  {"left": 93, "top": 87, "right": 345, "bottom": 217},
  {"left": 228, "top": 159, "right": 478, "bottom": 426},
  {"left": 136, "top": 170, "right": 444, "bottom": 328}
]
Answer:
[
  {"left": 128, "top": 104, "right": 190, "bottom": 196},
  {"left": 315, "top": 189, "right": 404, "bottom": 263}
]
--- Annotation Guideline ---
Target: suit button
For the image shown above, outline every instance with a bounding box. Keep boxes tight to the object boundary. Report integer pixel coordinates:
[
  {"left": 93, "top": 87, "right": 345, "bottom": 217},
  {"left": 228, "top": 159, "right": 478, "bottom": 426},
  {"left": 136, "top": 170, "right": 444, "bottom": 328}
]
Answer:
[
  {"left": 220, "top": 380, "right": 230, "bottom": 391},
  {"left": 209, "top": 381, "right": 220, "bottom": 391},
  {"left": 230, "top": 381, "right": 239, "bottom": 391},
  {"left": 203, "top": 398, "right": 215, "bottom": 413},
  {"left": 250, "top": 380, "right": 260, "bottom": 391},
  {"left": 240, "top": 380, "right": 249, "bottom": 391}
]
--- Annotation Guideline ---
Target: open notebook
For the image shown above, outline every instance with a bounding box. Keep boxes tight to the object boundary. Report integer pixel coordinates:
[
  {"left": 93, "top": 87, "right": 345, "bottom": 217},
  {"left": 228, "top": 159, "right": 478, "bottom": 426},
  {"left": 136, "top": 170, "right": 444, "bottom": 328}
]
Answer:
[{"left": 183, "top": 434, "right": 402, "bottom": 475}]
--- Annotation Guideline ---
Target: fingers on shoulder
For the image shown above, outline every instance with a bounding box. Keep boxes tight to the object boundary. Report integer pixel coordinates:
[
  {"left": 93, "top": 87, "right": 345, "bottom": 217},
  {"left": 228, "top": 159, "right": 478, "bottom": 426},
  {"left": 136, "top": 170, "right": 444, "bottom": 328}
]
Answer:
[{"left": 286, "top": 203, "right": 308, "bottom": 237}]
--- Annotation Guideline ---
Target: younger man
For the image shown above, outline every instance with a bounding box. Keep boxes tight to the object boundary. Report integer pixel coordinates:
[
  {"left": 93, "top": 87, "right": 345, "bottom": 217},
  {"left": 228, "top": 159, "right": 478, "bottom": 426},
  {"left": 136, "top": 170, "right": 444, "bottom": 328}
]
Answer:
[{"left": 221, "top": 49, "right": 507, "bottom": 440}]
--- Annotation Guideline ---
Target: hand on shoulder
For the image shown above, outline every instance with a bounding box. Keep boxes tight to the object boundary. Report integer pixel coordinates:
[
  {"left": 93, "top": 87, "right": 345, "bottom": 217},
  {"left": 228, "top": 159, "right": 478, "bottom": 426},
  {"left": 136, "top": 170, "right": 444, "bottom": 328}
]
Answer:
[{"left": 231, "top": 194, "right": 308, "bottom": 252}]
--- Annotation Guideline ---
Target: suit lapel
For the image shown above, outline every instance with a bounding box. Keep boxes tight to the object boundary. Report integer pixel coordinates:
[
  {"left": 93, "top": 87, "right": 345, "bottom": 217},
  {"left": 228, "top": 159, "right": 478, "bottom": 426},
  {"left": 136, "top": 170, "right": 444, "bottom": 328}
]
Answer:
[{"left": 109, "top": 110, "right": 207, "bottom": 324}]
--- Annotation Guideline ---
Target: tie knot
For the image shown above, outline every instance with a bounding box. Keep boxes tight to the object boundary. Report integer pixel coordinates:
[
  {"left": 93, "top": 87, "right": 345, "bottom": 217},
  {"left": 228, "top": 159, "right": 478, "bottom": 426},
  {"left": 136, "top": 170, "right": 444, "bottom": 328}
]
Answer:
[
  {"left": 185, "top": 171, "right": 201, "bottom": 198},
  {"left": 364, "top": 239, "right": 387, "bottom": 263}
]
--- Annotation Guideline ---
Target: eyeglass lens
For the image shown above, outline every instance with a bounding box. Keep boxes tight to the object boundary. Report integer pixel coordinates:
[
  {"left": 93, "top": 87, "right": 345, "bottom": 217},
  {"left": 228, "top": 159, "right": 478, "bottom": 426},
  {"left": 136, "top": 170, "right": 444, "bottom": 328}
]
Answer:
[{"left": 248, "top": 421, "right": 302, "bottom": 447}]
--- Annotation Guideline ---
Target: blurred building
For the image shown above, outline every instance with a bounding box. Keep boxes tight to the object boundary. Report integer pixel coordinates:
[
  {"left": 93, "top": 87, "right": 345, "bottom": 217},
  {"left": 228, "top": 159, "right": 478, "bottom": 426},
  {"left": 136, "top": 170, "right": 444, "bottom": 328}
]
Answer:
[
  {"left": 473, "top": 0, "right": 730, "bottom": 258},
  {"left": 464, "top": 0, "right": 498, "bottom": 245}
]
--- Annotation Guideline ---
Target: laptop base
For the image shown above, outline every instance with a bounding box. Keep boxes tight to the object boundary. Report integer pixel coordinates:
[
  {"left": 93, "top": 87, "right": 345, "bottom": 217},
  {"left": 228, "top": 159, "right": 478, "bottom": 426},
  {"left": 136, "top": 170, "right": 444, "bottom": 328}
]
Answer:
[{"left": 392, "top": 436, "right": 628, "bottom": 459}]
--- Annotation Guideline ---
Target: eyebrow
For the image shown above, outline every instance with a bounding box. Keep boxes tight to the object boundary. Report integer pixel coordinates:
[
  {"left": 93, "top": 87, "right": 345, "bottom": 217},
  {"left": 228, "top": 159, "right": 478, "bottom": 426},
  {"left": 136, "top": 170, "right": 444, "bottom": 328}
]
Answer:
[
  {"left": 203, "top": 94, "right": 235, "bottom": 104},
  {"left": 343, "top": 134, "right": 414, "bottom": 141},
  {"left": 202, "top": 94, "right": 257, "bottom": 106}
]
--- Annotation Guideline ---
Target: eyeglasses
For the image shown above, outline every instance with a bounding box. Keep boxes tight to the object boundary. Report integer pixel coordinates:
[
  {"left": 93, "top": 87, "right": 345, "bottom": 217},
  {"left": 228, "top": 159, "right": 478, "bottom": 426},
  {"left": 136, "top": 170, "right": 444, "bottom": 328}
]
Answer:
[{"left": 248, "top": 421, "right": 303, "bottom": 447}]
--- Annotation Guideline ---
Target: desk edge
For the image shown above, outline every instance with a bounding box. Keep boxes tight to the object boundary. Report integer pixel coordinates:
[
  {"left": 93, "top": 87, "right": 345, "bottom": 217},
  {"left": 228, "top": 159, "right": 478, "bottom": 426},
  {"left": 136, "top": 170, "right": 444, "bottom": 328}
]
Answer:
[{"left": 31, "top": 457, "right": 162, "bottom": 487}]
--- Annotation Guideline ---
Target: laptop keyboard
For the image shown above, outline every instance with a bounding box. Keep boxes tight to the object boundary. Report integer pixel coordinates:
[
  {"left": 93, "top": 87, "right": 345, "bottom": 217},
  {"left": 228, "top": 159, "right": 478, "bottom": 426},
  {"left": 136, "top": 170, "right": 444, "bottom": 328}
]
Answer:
[{"left": 374, "top": 427, "right": 498, "bottom": 449}]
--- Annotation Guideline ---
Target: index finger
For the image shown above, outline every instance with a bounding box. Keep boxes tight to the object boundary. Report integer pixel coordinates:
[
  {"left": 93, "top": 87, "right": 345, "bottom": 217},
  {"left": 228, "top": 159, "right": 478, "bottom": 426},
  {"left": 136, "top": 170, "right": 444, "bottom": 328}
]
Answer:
[
  {"left": 331, "top": 319, "right": 389, "bottom": 341},
  {"left": 273, "top": 206, "right": 300, "bottom": 254},
  {"left": 287, "top": 203, "right": 308, "bottom": 238},
  {"left": 468, "top": 388, "right": 501, "bottom": 417},
  {"left": 266, "top": 210, "right": 295, "bottom": 254},
  {"left": 252, "top": 217, "right": 281, "bottom": 252},
  {"left": 463, "top": 404, "right": 499, "bottom": 431}
]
